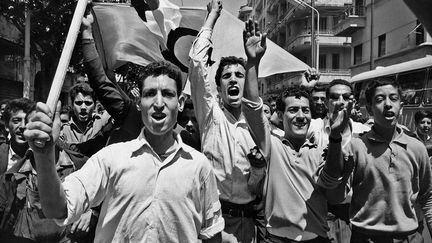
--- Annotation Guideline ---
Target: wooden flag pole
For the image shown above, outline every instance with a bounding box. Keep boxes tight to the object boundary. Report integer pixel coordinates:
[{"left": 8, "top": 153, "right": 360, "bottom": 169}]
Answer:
[{"left": 34, "top": 0, "right": 88, "bottom": 148}]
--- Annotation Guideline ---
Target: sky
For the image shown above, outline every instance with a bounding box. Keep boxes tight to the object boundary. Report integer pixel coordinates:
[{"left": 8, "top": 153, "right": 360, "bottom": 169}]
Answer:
[{"left": 170, "top": 0, "right": 247, "bottom": 16}]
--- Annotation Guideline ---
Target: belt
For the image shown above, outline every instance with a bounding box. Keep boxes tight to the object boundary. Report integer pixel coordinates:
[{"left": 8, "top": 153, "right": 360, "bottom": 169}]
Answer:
[
  {"left": 352, "top": 225, "right": 418, "bottom": 238},
  {"left": 220, "top": 200, "right": 256, "bottom": 218}
]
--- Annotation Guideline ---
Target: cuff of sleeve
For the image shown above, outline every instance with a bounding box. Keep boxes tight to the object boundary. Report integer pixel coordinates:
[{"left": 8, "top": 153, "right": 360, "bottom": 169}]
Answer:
[
  {"left": 317, "top": 169, "right": 344, "bottom": 189},
  {"left": 199, "top": 214, "right": 225, "bottom": 240},
  {"left": 241, "top": 97, "right": 263, "bottom": 111}
]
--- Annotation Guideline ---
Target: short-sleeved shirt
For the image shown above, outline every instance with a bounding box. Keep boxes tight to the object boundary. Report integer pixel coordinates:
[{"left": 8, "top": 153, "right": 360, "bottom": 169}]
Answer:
[
  {"left": 56, "top": 131, "right": 224, "bottom": 242},
  {"left": 323, "top": 127, "right": 432, "bottom": 233},
  {"left": 189, "top": 28, "right": 261, "bottom": 204},
  {"left": 60, "top": 112, "right": 111, "bottom": 144}
]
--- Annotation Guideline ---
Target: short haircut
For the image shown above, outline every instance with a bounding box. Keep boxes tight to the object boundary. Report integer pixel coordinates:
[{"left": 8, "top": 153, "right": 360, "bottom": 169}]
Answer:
[
  {"left": 364, "top": 77, "right": 402, "bottom": 106},
  {"left": 326, "top": 79, "right": 353, "bottom": 97},
  {"left": 276, "top": 86, "right": 311, "bottom": 112},
  {"left": 0, "top": 99, "right": 8, "bottom": 106},
  {"left": 215, "top": 56, "right": 246, "bottom": 87},
  {"left": 414, "top": 110, "right": 432, "bottom": 124},
  {"left": 3, "top": 98, "right": 35, "bottom": 124},
  {"left": 311, "top": 84, "right": 327, "bottom": 94},
  {"left": 267, "top": 95, "right": 278, "bottom": 103},
  {"left": 137, "top": 61, "right": 183, "bottom": 96},
  {"left": 183, "top": 98, "right": 194, "bottom": 110},
  {"left": 69, "top": 82, "right": 96, "bottom": 102}
]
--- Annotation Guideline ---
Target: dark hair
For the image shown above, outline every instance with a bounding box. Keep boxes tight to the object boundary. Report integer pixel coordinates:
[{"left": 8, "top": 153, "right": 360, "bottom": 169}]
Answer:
[
  {"left": 215, "top": 56, "right": 246, "bottom": 87},
  {"left": 276, "top": 86, "right": 311, "bottom": 112},
  {"left": 267, "top": 95, "right": 278, "bottom": 103},
  {"left": 0, "top": 99, "right": 8, "bottom": 106},
  {"left": 183, "top": 98, "right": 194, "bottom": 110},
  {"left": 414, "top": 110, "right": 432, "bottom": 124},
  {"left": 69, "top": 82, "right": 96, "bottom": 102},
  {"left": 364, "top": 77, "right": 402, "bottom": 106},
  {"left": 326, "top": 79, "right": 353, "bottom": 98},
  {"left": 137, "top": 61, "right": 183, "bottom": 96},
  {"left": 3, "top": 98, "right": 35, "bottom": 124},
  {"left": 311, "top": 84, "right": 327, "bottom": 93}
]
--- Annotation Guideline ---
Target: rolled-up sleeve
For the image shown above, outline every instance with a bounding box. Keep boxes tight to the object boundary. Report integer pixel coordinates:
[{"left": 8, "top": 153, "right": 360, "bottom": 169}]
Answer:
[
  {"left": 189, "top": 28, "right": 217, "bottom": 133},
  {"left": 54, "top": 151, "right": 110, "bottom": 226},
  {"left": 199, "top": 168, "right": 224, "bottom": 239}
]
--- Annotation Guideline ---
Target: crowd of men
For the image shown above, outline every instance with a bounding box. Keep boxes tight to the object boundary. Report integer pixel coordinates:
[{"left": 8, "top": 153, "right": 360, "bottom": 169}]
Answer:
[{"left": 0, "top": 0, "right": 432, "bottom": 242}]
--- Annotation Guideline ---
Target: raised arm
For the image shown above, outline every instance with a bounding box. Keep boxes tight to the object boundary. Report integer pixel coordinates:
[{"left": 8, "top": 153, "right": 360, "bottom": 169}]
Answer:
[
  {"left": 24, "top": 102, "right": 68, "bottom": 219},
  {"left": 319, "top": 99, "right": 353, "bottom": 189},
  {"left": 242, "top": 19, "right": 270, "bottom": 159},
  {"left": 188, "top": 0, "right": 222, "bottom": 131},
  {"left": 81, "top": 12, "right": 132, "bottom": 124}
]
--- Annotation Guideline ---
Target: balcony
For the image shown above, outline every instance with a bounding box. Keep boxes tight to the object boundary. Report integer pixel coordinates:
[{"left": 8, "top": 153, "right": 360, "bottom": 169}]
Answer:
[
  {"left": 284, "top": 30, "right": 351, "bottom": 52},
  {"left": 333, "top": 6, "right": 366, "bottom": 36}
]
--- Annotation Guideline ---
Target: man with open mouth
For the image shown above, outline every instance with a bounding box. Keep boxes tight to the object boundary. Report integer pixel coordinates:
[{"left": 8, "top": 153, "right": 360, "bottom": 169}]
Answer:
[
  {"left": 60, "top": 82, "right": 111, "bottom": 146},
  {"left": 319, "top": 77, "right": 432, "bottom": 242},
  {"left": 189, "top": 0, "right": 266, "bottom": 242}
]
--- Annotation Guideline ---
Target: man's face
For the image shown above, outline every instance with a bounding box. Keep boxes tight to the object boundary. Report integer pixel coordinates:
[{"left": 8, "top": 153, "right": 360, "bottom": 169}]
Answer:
[
  {"left": 218, "top": 64, "right": 246, "bottom": 108},
  {"left": 178, "top": 108, "right": 199, "bottom": 135},
  {"left": 327, "top": 84, "right": 353, "bottom": 115},
  {"left": 5, "top": 109, "right": 27, "bottom": 145},
  {"left": 311, "top": 90, "right": 327, "bottom": 116},
  {"left": 60, "top": 113, "right": 70, "bottom": 126},
  {"left": 139, "top": 75, "right": 183, "bottom": 136},
  {"left": 263, "top": 104, "right": 272, "bottom": 120},
  {"left": 270, "top": 101, "right": 277, "bottom": 114},
  {"left": 370, "top": 84, "right": 402, "bottom": 128},
  {"left": 72, "top": 93, "right": 95, "bottom": 123},
  {"left": 282, "top": 96, "right": 311, "bottom": 139},
  {"left": 417, "top": 117, "right": 432, "bottom": 135}
]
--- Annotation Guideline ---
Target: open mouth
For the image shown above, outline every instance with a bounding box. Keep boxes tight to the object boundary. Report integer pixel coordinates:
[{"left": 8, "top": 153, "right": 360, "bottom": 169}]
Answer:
[
  {"left": 152, "top": 113, "right": 166, "bottom": 121},
  {"left": 227, "top": 86, "right": 240, "bottom": 96},
  {"left": 293, "top": 123, "right": 307, "bottom": 128},
  {"left": 384, "top": 111, "right": 395, "bottom": 118}
]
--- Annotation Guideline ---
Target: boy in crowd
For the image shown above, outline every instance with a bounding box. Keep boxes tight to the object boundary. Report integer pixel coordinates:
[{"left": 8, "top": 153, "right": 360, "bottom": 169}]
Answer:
[
  {"left": 320, "top": 78, "right": 432, "bottom": 242},
  {"left": 24, "top": 61, "right": 224, "bottom": 242}
]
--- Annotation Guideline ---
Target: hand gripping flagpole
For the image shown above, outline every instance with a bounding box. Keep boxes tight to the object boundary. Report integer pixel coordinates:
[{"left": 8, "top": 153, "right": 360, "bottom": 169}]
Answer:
[{"left": 34, "top": 0, "right": 88, "bottom": 148}]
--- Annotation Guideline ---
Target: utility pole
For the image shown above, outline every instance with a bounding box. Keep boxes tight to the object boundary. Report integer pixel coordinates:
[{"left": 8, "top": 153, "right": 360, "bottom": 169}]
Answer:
[
  {"left": 369, "top": 0, "right": 374, "bottom": 70},
  {"left": 311, "top": 0, "right": 316, "bottom": 68},
  {"left": 23, "top": 6, "right": 33, "bottom": 99}
]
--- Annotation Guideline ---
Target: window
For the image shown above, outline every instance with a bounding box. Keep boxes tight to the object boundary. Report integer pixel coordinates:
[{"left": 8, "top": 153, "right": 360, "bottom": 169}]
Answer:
[
  {"left": 319, "top": 54, "right": 326, "bottom": 70},
  {"left": 397, "top": 69, "right": 427, "bottom": 106},
  {"left": 424, "top": 69, "right": 432, "bottom": 105},
  {"left": 378, "top": 34, "right": 386, "bottom": 57},
  {"left": 332, "top": 54, "right": 340, "bottom": 69},
  {"left": 416, "top": 20, "right": 425, "bottom": 46},
  {"left": 319, "top": 17, "right": 327, "bottom": 32},
  {"left": 354, "top": 44, "right": 362, "bottom": 65}
]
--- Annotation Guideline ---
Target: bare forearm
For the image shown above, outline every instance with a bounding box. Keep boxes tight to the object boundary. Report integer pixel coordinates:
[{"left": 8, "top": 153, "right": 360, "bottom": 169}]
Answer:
[
  {"left": 244, "top": 62, "right": 260, "bottom": 103},
  {"left": 203, "top": 12, "right": 220, "bottom": 30},
  {"left": 34, "top": 151, "right": 68, "bottom": 219}
]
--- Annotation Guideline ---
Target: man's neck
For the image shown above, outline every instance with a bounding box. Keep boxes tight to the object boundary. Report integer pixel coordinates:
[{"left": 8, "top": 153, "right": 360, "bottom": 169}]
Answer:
[
  {"left": 10, "top": 141, "right": 28, "bottom": 158},
  {"left": 72, "top": 116, "right": 90, "bottom": 132},
  {"left": 373, "top": 123, "right": 397, "bottom": 142},
  {"left": 144, "top": 130, "right": 178, "bottom": 160},
  {"left": 224, "top": 104, "right": 242, "bottom": 120},
  {"left": 416, "top": 129, "right": 429, "bottom": 142},
  {"left": 285, "top": 136, "right": 306, "bottom": 152}
]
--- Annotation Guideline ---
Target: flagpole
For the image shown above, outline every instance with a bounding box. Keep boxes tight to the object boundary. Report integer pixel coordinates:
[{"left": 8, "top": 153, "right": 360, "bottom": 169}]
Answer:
[{"left": 34, "top": 0, "right": 88, "bottom": 148}]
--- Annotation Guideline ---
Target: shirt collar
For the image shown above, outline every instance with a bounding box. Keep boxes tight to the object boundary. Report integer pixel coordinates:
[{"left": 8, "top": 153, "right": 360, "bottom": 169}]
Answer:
[
  {"left": 130, "top": 128, "right": 192, "bottom": 156},
  {"left": 69, "top": 113, "right": 100, "bottom": 132},
  {"left": 281, "top": 137, "right": 317, "bottom": 150},
  {"left": 366, "top": 125, "right": 409, "bottom": 146}
]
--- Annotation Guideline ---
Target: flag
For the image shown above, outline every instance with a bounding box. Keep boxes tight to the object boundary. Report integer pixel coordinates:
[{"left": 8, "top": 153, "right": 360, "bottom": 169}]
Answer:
[{"left": 91, "top": 2, "right": 309, "bottom": 80}]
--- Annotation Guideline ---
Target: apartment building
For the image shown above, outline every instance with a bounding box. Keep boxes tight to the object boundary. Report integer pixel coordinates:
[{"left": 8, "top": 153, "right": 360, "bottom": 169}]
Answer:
[{"left": 249, "top": 0, "right": 352, "bottom": 97}]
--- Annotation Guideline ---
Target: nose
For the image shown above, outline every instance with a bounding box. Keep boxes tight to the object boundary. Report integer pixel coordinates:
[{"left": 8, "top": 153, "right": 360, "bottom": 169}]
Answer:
[
  {"left": 296, "top": 109, "right": 305, "bottom": 121},
  {"left": 154, "top": 92, "right": 164, "bottom": 109},
  {"left": 384, "top": 97, "right": 392, "bottom": 108},
  {"left": 18, "top": 120, "right": 26, "bottom": 130}
]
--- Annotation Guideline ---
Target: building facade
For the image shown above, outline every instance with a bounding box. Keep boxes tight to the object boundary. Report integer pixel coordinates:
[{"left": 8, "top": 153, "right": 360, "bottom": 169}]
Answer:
[
  {"left": 248, "top": 0, "right": 352, "bottom": 98},
  {"left": 334, "top": 0, "right": 432, "bottom": 75}
]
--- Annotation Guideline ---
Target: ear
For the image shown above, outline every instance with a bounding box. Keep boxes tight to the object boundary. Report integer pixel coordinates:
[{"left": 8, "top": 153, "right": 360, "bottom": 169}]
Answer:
[
  {"left": 217, "top": 86, "right": 221, "bottom": 94},
  {"left": 277, "top": 110, "right": 283, "bottom": 121},
  {"left": 178, "top": 94, "right": 185, "bottom": 112},
  {"left": 399, "top": 102, "right": 404, "bottom": 116},
  {"left": 4, "top": 123, "right": 9, "bottom": 133}
]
